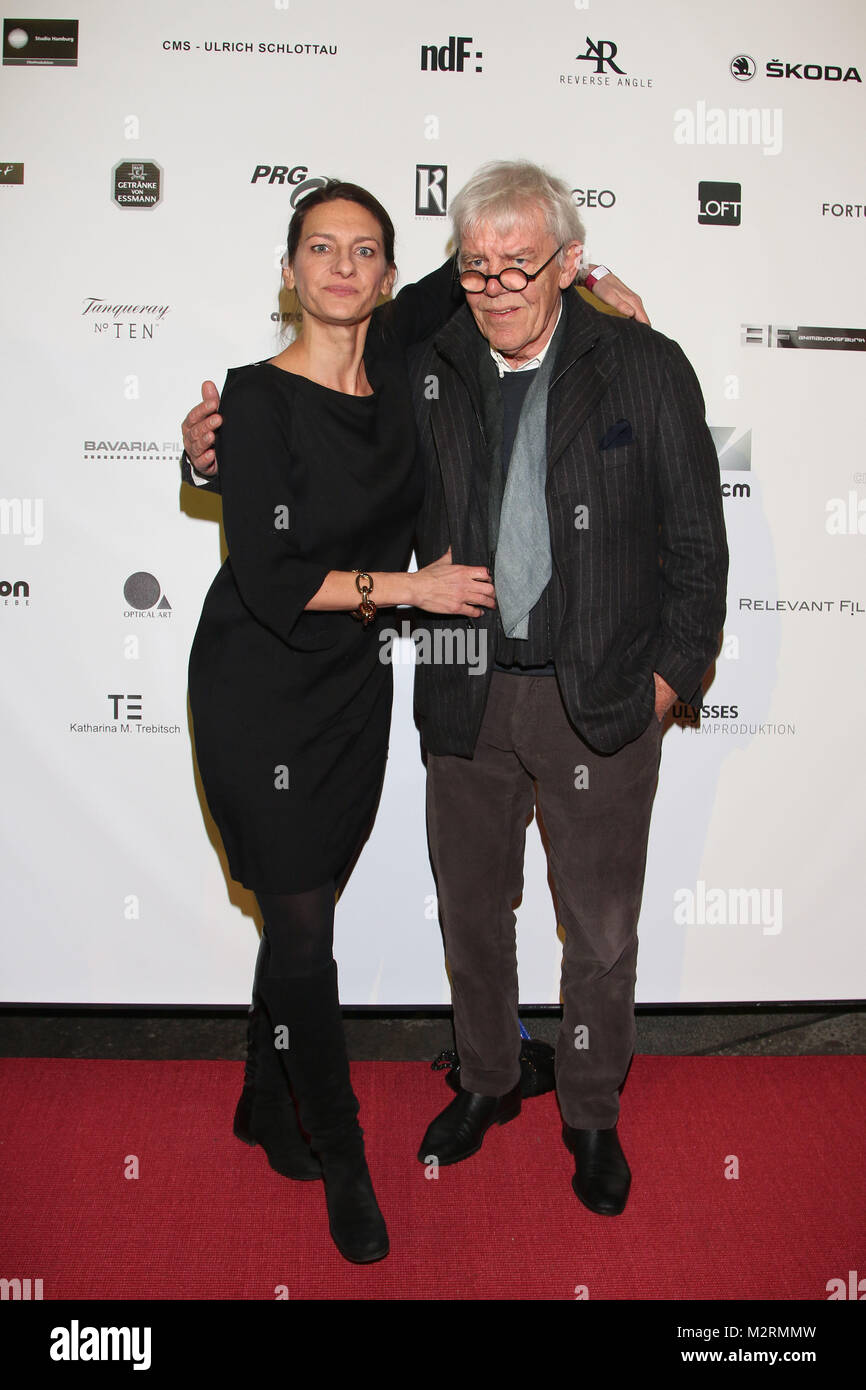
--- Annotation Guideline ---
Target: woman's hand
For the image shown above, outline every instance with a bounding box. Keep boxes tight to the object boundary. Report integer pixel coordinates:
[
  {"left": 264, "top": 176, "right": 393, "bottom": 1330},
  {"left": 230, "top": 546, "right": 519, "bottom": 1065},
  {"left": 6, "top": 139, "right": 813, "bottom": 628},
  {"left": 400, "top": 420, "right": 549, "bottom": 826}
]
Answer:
[{"left": 411, "top": 548, "right": 496, "bottom": 617}]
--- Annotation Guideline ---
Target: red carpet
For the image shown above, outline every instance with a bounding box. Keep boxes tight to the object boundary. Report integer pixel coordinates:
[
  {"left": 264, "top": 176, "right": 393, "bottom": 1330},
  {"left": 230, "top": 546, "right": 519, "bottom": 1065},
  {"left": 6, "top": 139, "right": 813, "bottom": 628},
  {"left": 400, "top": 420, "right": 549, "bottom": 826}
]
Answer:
[{"left": 1, "top": 1057, "right": 863, "bottom": 1300}]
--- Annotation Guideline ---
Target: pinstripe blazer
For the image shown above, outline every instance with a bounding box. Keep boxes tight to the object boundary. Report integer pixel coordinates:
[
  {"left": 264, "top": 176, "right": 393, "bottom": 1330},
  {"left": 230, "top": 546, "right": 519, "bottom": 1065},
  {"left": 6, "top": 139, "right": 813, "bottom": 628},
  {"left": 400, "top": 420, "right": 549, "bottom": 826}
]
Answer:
[{"left": 409, "top": 289, "right": 729, "bottom": 757}]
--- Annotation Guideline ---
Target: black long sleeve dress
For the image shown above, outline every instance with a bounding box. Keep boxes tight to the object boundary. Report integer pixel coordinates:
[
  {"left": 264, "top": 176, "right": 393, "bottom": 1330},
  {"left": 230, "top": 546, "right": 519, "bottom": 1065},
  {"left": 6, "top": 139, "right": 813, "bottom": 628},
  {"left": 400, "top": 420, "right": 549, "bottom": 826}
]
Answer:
[{"left": 187, "top": 262, "right": 459, "bottom": 893}]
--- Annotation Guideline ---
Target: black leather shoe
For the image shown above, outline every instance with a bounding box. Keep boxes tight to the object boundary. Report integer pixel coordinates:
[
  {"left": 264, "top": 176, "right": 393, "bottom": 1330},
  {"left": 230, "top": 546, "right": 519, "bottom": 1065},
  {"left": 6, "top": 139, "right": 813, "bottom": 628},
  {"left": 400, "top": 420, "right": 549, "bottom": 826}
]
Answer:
[
  {"left": 563, "top": 1124, "right": 631, "bottom": 1215},
  {"left": 418, "top": 1083, "right": 522, "bottom": 1166}
]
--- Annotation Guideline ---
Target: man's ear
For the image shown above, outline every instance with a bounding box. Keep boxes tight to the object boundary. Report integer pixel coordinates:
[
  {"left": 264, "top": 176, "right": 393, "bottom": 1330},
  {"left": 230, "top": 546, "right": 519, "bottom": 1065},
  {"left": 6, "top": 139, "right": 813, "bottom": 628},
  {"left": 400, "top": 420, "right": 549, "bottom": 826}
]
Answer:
[{"left": 560, "top": 241, "right": 583, "bottom": 287}]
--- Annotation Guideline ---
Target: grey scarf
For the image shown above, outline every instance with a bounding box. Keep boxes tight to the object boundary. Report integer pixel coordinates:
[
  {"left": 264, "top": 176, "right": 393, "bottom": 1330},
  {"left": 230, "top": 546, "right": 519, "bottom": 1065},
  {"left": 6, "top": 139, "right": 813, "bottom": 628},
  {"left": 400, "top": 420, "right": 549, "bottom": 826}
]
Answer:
[{"left": 489, "top": 316, "right": 562, "bottom": 640}]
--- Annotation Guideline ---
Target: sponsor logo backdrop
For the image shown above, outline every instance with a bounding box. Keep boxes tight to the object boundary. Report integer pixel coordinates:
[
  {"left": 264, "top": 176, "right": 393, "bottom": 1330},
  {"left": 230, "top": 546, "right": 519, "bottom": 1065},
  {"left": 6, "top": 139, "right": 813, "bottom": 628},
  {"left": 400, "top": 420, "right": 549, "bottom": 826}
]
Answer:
[{"left": 1, "top": 0, "right": 864, "bottom": 1004}]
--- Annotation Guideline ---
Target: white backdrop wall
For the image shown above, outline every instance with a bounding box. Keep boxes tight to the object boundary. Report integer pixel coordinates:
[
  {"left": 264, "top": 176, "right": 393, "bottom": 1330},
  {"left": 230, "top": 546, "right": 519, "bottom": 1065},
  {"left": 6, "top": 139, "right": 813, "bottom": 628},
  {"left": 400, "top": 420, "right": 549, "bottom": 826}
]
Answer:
[{"left": 1, "top": 0, "right": 864, "bottom": 1004}]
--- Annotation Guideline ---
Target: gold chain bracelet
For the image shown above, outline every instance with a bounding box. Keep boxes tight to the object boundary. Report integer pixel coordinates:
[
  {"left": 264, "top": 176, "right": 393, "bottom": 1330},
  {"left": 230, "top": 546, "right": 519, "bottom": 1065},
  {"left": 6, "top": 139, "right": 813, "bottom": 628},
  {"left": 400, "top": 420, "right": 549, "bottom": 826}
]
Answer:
[{"left": 350, "top": 570, "right": 377, "bottom": 627}]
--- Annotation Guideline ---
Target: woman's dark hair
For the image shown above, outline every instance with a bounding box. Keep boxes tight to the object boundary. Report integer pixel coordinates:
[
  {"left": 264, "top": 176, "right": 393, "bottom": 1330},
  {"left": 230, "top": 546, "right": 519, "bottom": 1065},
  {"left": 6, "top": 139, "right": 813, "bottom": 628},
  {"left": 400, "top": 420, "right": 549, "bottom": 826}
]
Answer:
[{"left": 286, "top": 180, "right": 396, "bottom": 266}]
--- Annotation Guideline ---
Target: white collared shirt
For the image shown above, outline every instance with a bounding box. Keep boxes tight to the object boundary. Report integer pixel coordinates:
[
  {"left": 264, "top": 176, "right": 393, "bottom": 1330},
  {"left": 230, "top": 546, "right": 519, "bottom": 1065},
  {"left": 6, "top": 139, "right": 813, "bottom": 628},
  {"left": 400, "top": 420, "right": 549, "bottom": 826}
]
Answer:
[{"left": 488, "top": 298, "right": 563, "bottom": 377}]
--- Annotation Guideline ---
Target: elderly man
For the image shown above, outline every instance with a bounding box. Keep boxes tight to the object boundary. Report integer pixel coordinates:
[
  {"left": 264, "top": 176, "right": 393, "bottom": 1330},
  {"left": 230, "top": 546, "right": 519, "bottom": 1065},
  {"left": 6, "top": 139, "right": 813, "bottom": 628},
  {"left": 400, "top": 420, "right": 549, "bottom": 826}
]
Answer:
[
  {"left": 407, "top": 161, "right": 727, "bottom": 1214},
  {"left": 182, "top": 161, "right": 727, "bottom": 1216}
]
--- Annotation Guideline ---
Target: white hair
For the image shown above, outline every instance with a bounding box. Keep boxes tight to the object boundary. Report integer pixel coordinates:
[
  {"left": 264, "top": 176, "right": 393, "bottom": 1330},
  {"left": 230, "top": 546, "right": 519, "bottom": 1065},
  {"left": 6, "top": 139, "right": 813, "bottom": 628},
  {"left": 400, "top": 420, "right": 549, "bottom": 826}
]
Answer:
[{"left": 450, "top": 161, "right": 586, "bottom": 268}]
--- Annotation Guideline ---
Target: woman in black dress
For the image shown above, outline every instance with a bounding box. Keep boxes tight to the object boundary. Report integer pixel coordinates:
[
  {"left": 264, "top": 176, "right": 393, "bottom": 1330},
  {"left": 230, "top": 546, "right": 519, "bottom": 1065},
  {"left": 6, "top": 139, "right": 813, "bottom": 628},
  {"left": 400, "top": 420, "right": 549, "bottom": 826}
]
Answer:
[{"left": 187, "top": 183, "right": 494, "bottom": 1263}]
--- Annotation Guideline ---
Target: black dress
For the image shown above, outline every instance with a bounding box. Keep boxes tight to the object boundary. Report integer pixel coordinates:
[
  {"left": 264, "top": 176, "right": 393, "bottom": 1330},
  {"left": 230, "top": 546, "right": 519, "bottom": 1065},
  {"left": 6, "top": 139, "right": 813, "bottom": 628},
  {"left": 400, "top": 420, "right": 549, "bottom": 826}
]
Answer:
[{"left": 187, "top": 265, "right": 458, "bottom": 892}]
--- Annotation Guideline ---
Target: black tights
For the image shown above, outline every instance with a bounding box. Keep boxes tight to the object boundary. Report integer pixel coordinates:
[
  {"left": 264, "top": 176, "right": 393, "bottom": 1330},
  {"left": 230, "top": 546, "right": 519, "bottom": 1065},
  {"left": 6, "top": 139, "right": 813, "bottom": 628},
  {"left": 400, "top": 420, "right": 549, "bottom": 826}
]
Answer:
[{"left": 255, "top": 884, "right": 336, "bottom": 979}]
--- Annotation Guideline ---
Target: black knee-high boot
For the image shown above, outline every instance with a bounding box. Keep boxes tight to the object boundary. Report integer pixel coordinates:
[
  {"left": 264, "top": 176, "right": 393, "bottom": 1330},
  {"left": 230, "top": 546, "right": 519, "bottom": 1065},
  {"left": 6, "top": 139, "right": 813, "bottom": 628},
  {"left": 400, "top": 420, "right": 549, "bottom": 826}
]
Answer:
[
  {"left": 233, "top": 931, "right": 322, "bottom": 1181},
  {"left": 258, "top": 962, "right": 389, "bottom": 1264}
]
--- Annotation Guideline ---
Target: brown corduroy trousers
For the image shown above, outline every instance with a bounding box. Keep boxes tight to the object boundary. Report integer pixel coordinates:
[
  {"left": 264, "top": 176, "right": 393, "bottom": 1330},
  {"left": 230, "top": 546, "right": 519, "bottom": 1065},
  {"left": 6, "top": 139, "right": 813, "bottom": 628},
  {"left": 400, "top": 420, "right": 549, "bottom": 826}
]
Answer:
[{"left": 426, "top": 672, "right": 663, "bottom": 1129}]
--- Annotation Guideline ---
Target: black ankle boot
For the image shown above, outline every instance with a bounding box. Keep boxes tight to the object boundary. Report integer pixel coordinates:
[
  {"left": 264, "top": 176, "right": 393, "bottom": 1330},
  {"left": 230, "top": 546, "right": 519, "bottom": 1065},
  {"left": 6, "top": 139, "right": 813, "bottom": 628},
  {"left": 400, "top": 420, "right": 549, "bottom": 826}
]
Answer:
[
  {"left": 234, "top": 933, "right": 321, "bottom": 1181},
  {"left": 259, "top": 963, "right": 389, "bottom": 1264},
  {"left": 562, "top": 1123, "right": 631, "bottom": 1215}
]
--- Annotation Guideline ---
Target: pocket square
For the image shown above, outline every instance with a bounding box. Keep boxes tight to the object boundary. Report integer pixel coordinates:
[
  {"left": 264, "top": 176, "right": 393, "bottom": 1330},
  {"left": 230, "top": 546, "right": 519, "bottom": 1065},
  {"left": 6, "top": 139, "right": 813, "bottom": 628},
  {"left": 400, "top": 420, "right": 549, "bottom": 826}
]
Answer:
[{"left": 599, "top": 418, "right": 634, "bottom": 450}]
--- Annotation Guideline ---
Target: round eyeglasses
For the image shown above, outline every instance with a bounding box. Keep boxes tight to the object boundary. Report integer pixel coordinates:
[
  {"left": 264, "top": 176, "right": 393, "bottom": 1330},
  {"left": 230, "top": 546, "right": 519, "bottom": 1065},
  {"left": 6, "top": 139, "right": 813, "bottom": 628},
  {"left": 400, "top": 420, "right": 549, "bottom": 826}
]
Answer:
[{"left": 458, "top": 245, "right": 564, "bottom": 293}]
